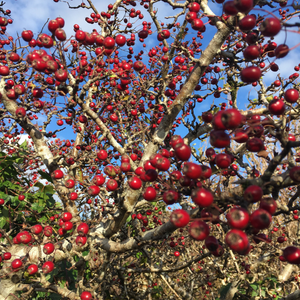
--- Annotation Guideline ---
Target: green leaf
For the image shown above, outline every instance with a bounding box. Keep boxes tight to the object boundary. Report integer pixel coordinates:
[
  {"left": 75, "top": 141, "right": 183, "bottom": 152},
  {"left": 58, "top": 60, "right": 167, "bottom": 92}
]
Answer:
[
  {"left": 109, "top": 73, "right": 119, "bottom": 78},
  {"left": 38, "top": 216, "right": 48, "bottom": 223},
  {"left": 141, "top": 257, "right": 147, "bottom": 264},
  {"left": 267, "top": 276, "right": 278, "bottom": 282},
  {"left": 19, "top": 140, "right": 28, "bottom": 150},
  {"left": 10, "top": 196, "right": 20, "bottom": 206},
  {"left": 18, "top": 201, "right": 26, "bottom": 209},
  {"left": 71, "top": 268, "right": 78, "bottom": 278},
  {"left": 238, "top": 289, "right": 246, "bottom": 295},
  {"left": 213, "top": 107, "right": 220, "bottom": 114},
  {"left": 85, "top": 268, "right": 91, "bottom": 281},
  {"left": 38, "top": 171, "right": 53, "bottom": 183},
  {"left": 144, "top": 116, "right": 151, "bottom": 124},
  {"left": 44, "top": 185, "right": 55, "bottom": 194},
  {"left": 31, "top": 202, "right": 45, "bottom": 213},
  {"left": 49, "top": 294, "right": 61, "bottom": 300},
  {"left": 2, "top": 181, "right": 22, "bottom": 190},
  {"left": 251, "top": 291, "right": 258, "bottom": 297},
  {"left": 0, "top": 215, "right": 8, "bottom": 228},
  {"left": 177, "top": 30, "right": 186, "bottom": 40},
  {"left": 35, "top": 182, "right": 45, "bottom": 190},
  {"left": 46, "top": 193, "right": 55, "bottom": 205},
  {"left": 15, "top": 157, "right": 23, "bottom": 164},
  {"left": 36, "top": 291, "right": 46, "bottom": 299},
  {"left": 219, "top": 283, "right": 232, "bottom": 298},
  {"left": 82, "top": 250, "right": 89, "bottom": 256},
  {"left": 250, "top": 284, "right": 258, "bottom": 290}
]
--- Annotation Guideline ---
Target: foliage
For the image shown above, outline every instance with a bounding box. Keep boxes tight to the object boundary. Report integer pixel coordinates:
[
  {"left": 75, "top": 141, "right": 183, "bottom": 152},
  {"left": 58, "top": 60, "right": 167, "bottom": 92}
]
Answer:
[
  {"left": 0, "top": 0, "right": 300, "bottom": 300},
  {"left": 0, "top": 147, "right": 56, "bottom": 232}
]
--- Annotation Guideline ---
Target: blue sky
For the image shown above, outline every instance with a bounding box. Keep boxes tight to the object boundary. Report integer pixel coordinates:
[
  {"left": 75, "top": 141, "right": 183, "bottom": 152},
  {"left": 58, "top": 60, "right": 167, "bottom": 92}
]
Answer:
[
  {"left": 3, "top": 0, "right": 300, "bottom": 212},
  {"left": 6, "top": 0, "right": 300, "bottom": 150}
]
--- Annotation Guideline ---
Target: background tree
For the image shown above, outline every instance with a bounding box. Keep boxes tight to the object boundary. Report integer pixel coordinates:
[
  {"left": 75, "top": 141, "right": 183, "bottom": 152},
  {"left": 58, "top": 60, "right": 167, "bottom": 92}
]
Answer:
[{"left": 0, "top": 0, "right": 300, "bottom": 299}]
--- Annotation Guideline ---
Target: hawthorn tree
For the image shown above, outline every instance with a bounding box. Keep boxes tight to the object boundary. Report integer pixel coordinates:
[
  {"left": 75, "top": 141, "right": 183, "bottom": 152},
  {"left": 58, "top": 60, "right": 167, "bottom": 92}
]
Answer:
[{"left": 1, "top": 0, "right": 300, "bottom": 299}]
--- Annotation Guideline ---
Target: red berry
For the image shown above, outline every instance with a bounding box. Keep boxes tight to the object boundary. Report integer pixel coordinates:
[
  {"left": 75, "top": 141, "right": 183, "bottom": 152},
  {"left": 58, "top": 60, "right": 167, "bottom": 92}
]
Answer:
[
  {"left": 191, "top": 188, "right": 214, "bottom": 207},
  {"left": 11, "top": 259, "right": 23, "bottom": 270},
  {"left": 76, "top": 235, "right": 87, "bottom": 246},
  {"left": 75, "top": 30, "right": 86, "bottom": 42},
  {"left": 189, "top": 220, "right": 210, "bottom": 240},
  {"left": 174, "top": 143, "right": 191, "bottom": 161},
  {"left": 44, "top": 226, "right": 53, "bottom": 237},
  {"left": 284, "top": 89, "right": 299, "bottom": 103},
  {"left": 250, "top": 209, "right": 272, "bottom": 229},
  {"left": 239, "top": 15, "right": 256, "bottom": 31},
  {"left": 202, "top": 112, "right": 213, "bottom": 123},
  {"left": 234, "top": 0, "right": 253, "bottom": 13},
  {"left": 183, "top": 162, "right": 202, "bottom": 179},
  {"left": 215, "top": 153, "right": 232, "bottom": 169},
  {"left": 163, "top": 190, "right": 179, "bottom": 205},
  {"left": 210, "top": 130, "right": 230, "bottom": 148},
  {"left": 241, "top": 66, "right": 261, "bottom": 83},
  {"left": 283, "top": 246, "right": 300, "bottom": 264},
  {"left": 191, "top": 18, "right": 204, "bottom": 31},
  {"left": 170, "top": 209, "right": 190, "bottom": 228},
  {"left": 65, "top": 179, "right": 75, "bottom": 189},
  {"left": 259, "top": 198, "right": 277, "bottom": 215},
  {"left": 188, "top": 2, "right": 200, "bottom": 12},
  {"left": 143, "top": 186, "right": 157, "bottom": 201},
  {"left": 170, "top": 135, "right": 184, "bottom": 148},
  {"left": 62, "top": 212, "right": 72, "bottom": 222},
  {"left": 243, "top": 45, "right": 260, "bottom": 60},
  {"left": 52, "top": 169, "right": 64, "bottom": 179},
  {"left": 223, "top": 1, "right": 238, "bottom": 15},
  {"left": 128, "top": 176, "right": 142, "bottom": 190},
  {"left": 81, "top": 291, "right": 93, "bottom": 300},
  {"left": 174, "top": 251, "right": 180, "bottom": 257},
  {"left": 77, "top": 222, "right": 89, "bottom": 236},
  {"left": 97, "top": 149, "right": 108, "bottom": 160},
  {"left": 88, "top": 185, "right": 100, "bottom": 196},
  {"left": 103, "top": 36, "right": 115, "bottom": 49},
  {"left": 31, "top": 224, "right": 43, "bottom": 235},
  {"left": 18, "top": 194, "right": 25, "bottom": 201},
  {"left": 244, "top": 185, "right": 263, "bottom": 203},
  {"left": 115, "top": 34, "right": 126, "bottom": 46},
  {"left": 225, "top": 229, "right": 250, "bottom": 254},
  {"left": 269, "top": 99, "right": 285, "bottom": 115},
  {"left": 205, "top": 236, "right": 219, "bottom": 252},
  {"left": 62, "top": 221, "right": 73, "bottom": 231},
  {"left": 3, "top": 252, "right": 11, "bottom": 260},
  {"left": 227, "top": 207, "right": 249, "bottom": 229},
  {"left": 275, "top": 44, "right": 289, "bottom": 58},
  {"left": 246, "top": 138, "right": 264, "bottom": 152},
  {"left": 260, "top": 18, "right": 281, "bottom": 37},
  {"left": 290, "top": 166, "right": 300, "bottom": 182},
  {"left": 43, "top": 243, "right": 55, "bottom": 255},
  {"left": 27, "top": 264, "right": 38, "bottom": 275},
  {"left": 42, "top": 261, "right": 54, "bottom": 274}
]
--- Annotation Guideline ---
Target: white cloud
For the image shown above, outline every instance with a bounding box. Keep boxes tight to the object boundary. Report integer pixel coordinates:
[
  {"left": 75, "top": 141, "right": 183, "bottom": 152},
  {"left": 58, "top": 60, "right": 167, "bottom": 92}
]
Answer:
[{"left": 9, "top": 0, "right": 106, "bottom": 39}]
